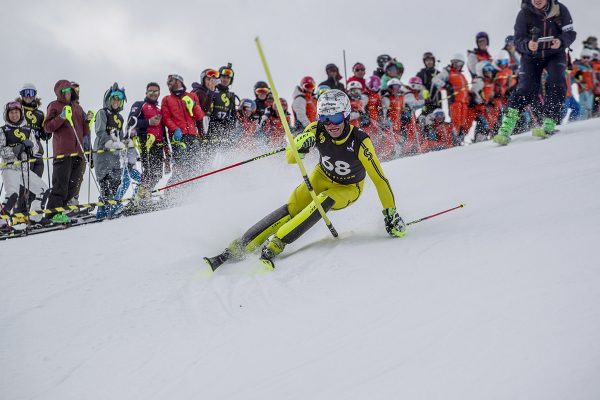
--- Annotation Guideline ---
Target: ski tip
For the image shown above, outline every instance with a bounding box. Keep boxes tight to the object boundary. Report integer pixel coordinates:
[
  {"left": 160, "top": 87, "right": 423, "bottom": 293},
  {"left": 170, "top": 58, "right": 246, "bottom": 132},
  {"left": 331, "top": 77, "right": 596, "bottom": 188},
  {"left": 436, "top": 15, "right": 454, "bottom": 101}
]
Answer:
[{"left": 259, "top": 258, "right": 275, "bottom": 272}]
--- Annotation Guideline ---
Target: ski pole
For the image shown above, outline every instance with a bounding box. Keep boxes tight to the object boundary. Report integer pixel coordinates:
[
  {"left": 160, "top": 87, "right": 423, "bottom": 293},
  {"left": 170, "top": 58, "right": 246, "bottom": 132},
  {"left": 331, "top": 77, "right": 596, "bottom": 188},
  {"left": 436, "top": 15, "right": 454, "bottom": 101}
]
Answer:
[
  {"left": 256, "top": 37, "right": 338, "bottom": 238},
  {"left": 45, "top": 138, "right": 51, "bottom": 188},
  {"left": 343, "top": 49, "right": 348, "bottom": 89},
  {"left": 154, "top": 146, "right": 286, "bottom": 193},
  {"left": 66, "top": 116, "right": 102, "bottom": 195},
  {"left": 406, "top": 203, "right": 465, "bottom": 226}
]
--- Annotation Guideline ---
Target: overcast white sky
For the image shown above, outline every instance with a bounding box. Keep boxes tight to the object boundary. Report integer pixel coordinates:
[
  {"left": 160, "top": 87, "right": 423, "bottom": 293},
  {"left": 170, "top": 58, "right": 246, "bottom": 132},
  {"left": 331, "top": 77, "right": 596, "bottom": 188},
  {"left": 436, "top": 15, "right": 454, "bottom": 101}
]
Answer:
[{"left": 1, "top": 0, "right": 597, "bottom": 113}]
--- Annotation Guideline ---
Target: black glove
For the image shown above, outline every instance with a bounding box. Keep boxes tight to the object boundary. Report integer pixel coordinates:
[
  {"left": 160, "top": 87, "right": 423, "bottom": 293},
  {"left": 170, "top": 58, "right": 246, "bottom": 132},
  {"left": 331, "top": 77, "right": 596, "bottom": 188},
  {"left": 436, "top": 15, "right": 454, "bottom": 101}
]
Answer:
[{"left": 22, "top": 139, "right": 34, "bottom": 149}]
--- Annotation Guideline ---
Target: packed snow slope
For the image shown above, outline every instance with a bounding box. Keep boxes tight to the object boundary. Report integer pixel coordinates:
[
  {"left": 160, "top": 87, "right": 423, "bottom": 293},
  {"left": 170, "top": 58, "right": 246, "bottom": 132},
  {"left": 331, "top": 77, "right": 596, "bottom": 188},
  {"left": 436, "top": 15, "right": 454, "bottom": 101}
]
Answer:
[{"left": 2, "top": 120, "right": 600, "bottom": 400}]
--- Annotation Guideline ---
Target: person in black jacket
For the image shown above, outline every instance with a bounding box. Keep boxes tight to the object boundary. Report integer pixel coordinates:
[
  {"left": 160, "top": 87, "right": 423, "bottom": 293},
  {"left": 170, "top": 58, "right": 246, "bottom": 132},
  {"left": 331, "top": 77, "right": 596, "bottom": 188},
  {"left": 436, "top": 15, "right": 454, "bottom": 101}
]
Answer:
[
  {"left": 318, "top": 64, "right": 346, "bottom": 92},
  {"left": 494, "top": 0, "right": 576, "bottom": 145},
  {"left": 417, "top": 52, "right": 441, "bottom": 116},
  {"left": 209, "top": 64, "right": 238, "bottom": 148}
]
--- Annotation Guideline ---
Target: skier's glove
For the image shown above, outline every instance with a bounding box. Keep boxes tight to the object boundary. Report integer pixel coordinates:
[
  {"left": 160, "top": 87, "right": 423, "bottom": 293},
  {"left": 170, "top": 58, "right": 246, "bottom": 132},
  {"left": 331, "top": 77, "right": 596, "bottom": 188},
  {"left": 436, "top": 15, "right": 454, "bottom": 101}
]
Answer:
[
  {"left": 12, "top": 143, "right": 26, "bottom": 159},
  {"left": 22, "top": 139, "right": 34, "bottom": 149},
  {"left": 60, "top": 106, "right": 73, "bottom": 125},
  {"left": 383, "top": 208, "right": 406, "bottom": 238},
  {"left": 293, "top": 131, "right": 315, "bottom": 154}
]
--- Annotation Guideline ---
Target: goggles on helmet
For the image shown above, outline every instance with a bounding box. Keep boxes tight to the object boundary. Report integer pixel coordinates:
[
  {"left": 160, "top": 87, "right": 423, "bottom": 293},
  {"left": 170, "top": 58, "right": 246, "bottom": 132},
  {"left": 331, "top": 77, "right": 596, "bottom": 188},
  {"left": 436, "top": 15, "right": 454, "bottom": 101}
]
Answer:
[
  {"left": 255, "top": 87, "right": 269, "bottom": 95},
  {"left": 220, "top": 68, "right": 234, "bottom": 78},
  {"left": 20, "top": 89, "right": 37, "bottom": 97},
  {"left": 318, "top": 112, "right": 345, "bottom": 125}
]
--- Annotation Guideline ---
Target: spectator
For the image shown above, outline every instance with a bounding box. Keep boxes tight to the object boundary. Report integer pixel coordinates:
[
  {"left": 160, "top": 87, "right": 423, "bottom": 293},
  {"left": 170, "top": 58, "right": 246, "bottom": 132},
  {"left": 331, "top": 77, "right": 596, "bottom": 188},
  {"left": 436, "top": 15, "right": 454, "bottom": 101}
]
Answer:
[
  {"left": 417, "top": 52, "right": 441, "bottom": 115},
  {"left": 318, "top": 63, "right": 345, "bottom": 92},
  {"left": 503, "top": 35, "right": 522, "bottom": 72},
  {"left": 43, "top": 80, "right": 90, "bottom": 222},
  {"left": 467, "top": 32, "right": 493, "bottom": 78},
  {"left": 380, "top": 59, "right": 404, "bottom": 91},
  {"left": 291, "top": 76, "right": 317, "bottom": 132},
  {"left": 347, "top": 62, "right": 367, "bottom": 90},
  {"left": 373, "top": 54, "right": 392, "bottom": 78},
  {"left": 209, "top": 63, "right": 238, "bottom": 146},
  {"left": 191, "top": 69, "right": 219, "bottom": 136},
  {"left": 253, "top": 81, "right": 270, "bottom": 119},
  {"left": 17, "top": 83, "right": 49, "bottom": 178}
]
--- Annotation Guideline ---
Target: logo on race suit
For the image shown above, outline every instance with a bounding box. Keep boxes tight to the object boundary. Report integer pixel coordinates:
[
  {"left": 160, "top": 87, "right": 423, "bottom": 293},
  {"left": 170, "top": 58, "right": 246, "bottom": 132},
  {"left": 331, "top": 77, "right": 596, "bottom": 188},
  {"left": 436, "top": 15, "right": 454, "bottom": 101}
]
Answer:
[{"left": 346, "top": 140, "right": 354, "bottom": 152}]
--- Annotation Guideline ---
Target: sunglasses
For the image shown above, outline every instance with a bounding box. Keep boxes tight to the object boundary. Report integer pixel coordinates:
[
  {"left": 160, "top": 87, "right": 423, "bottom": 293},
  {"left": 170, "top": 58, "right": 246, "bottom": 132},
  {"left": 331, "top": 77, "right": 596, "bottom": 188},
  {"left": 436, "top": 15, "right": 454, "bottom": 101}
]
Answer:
[
  {"left": 61, "top": 87, "right": 72, "bottom": 94},
  {"left": 318, "top": 112, "right": 345, "bottom": 125},
  {"left": 255, "top": 87, "right": 269, "bottom": 95},
  {"left": 20, "top": 89, "right": 37, "bottom": 97},
  {"left": 582, "top": 56, "right": 591, "bottom": 60},
  {"left": 220, "top": 68, "right": 234, "bottom": 77},
  {"left": 354, "top": 68, "right": 366, "bottom": 72},
  {"left": 147, "top": 89, "right": 160, "bottom": 94}
]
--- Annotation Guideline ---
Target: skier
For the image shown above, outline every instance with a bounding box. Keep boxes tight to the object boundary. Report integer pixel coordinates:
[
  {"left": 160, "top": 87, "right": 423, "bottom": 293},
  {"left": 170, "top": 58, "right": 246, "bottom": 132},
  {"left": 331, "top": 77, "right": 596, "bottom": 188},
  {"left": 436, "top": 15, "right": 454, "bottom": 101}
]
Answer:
[
  {"left": 209, "top": 64, "right": 239, "bottom": 147},
  {"left": 318, "top": 64, "right": 345, "bottom": 92},
  {"left": 161, "top": 74, "right": 204, "bottom": 183},
  {"left": 291, "top": 76, "right": 317, "bottom": 132},
  {"left": 433, "top": 53, "right": 473, "bottom": 144},
  {"left": 204, "top": 89, "right": 406, "bottom": 270},
  {"left": 93, "top": 84, "right": 127, "bottom": 219},
  {"left": 126, "top": 82, "right": 166, "bottom": 203},
  {"left": 494, "top": 0, "right": 576, "bottom": 144},
  {"left": 347, "top": 62, "right": 367, "bottom": 90},
  {"left": 17, "top": 83, "right": 49, "bottom": 178},
  {"left": 0, "top": 101, "right": 48, "bottom": 224},
  {"left": 253, "top": 81, "right": 271, "bottom": 119},
  {"left": 417, "top": 52, "right": 441, "bottom": 116},
  {"left": 467, "top": 32, "right": 493, "bottom": 78},
  {"left": 43, "top": 80, "right": 91, "bottom": 223}
]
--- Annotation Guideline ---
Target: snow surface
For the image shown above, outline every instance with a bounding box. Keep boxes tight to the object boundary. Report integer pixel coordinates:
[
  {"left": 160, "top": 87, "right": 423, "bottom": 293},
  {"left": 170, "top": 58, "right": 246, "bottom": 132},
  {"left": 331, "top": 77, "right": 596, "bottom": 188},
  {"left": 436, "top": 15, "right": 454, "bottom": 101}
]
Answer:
[{"left": 2, "top": 120, "right": 600, "bottom": 399}]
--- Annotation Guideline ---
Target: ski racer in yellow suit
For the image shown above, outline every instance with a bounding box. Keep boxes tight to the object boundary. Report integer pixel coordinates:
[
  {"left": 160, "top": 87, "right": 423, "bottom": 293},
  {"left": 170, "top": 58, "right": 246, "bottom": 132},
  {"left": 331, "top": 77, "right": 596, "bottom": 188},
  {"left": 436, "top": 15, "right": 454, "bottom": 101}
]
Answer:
[{"left": 204, "top": 89, "right": 406, "bottom": 270}]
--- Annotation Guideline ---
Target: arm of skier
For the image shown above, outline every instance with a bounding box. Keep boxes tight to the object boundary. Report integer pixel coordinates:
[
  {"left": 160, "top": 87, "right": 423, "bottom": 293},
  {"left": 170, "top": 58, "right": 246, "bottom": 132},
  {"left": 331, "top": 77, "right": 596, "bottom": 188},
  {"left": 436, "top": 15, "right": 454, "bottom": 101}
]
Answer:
[{"left": 358, "top": 137, "right": 395, "bottom": 210}]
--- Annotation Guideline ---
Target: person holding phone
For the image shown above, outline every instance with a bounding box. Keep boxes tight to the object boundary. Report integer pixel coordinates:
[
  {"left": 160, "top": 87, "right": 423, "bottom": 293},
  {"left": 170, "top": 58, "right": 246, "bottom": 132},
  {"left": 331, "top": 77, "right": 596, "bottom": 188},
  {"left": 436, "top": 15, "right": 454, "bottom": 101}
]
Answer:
[{"left": 494, "top": 0, "right": 576, "bottom": 144}]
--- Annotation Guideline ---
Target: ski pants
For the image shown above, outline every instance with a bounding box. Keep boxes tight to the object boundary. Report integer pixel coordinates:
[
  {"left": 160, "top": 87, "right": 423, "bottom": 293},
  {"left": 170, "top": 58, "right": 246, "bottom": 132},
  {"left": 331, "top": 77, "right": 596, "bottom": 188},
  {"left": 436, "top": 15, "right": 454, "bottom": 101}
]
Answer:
[
  {"left": 578, "top": 91, "right": 594, "bottom": 120},
  {"left": 1, "top": 167, "right": 48, "bottom": 213},
  {"left": 561, "top": 96, "right": 581, "bottom": 122},
  {"left": 46, "top": 155, "right": 86, "bottom": 209},
  {"left": 238, "top": 164, "right": 364, "bottom": 253},
  {"left": 449, "top": 101, "right": 473, "bottom": 140},
  {"left": 508, "top": 52, "right": 566, "bottom": 123},
  {"left": 96, "top": 171, "right": 121, "bottom": 219}
]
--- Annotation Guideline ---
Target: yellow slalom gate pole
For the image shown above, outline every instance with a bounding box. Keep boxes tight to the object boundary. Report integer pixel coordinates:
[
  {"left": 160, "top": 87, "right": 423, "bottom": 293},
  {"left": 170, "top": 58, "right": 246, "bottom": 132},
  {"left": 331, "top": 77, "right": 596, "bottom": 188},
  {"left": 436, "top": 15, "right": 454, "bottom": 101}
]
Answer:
[{"left": 255, "top": 37, "right": 338, "bottom": 238}]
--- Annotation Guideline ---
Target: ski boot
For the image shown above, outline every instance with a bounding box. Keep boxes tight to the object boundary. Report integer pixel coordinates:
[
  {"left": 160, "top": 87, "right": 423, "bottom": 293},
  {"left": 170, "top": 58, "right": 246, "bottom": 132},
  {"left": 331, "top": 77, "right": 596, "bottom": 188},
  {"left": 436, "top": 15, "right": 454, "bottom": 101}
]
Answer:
[
  {"left": 493, "top": 107, "right": 519, "bottom": 145},
  {"left": 203, "top": 239, "right": 246, "bottom": 271},
  {"left": 50, "top": 212, "right": 71, "bottom": 224},
  {"left": 259, "top": 236, "right": 286, "bottom": 271},
  {"left": 532, "top": 118, "right": 557, "bottom": 139}
]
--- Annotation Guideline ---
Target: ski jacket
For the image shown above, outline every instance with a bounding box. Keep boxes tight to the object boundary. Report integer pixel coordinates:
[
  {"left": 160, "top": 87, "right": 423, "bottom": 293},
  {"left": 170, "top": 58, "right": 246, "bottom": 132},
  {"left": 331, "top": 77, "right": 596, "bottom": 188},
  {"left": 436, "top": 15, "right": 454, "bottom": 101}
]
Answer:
[
  {"left": 161, "top": 91, "right": 203, "bottom": 137},
  {"left": 93, "top": 105, "right": 125, "bottom": 180},
  {"left": 318, "top": 77, "right": 345, "bottom": 92},
  {"left": 127, "top": 98, "right": 165, "bottom": 143},
  {"left": 191, "top": 83, "right": 215, "bottom": 116},
  {"left": 348, "top": 95, "right": 368, "bottom": 128},
  {"left": 366, "top": 91, "right": 382, "bottom": 124},
  {"left": 421, "top": 122, "right": 454, "bottom": 152},
  {"left": 495, "top": 67, "right": 517, "bottom": 99},
  {"left": 513, "top": 1, "right": 576, "bottom": 59},
  {"left": 571, "top": 61, "right": 596, "bottom": 93},
  {"left": 402, "top": 89, "right": 425, "bottom": 113},
  {"left": 288, "top": 121, "right": 396, "bottom": 210},
  {"left": 18, "top": 98, "right": 50, "bottom": 142},
  {"left": 381, "top": 94, "right": 404, "bottom": 132},
  {"left": 433, "top": 67, "right": 470, "bottom": 104},
  {"left": 43, "top": 80, "right": 90, "bottom": 157},
  {"left": 0, "top": 123, "right": 38, "bottom": 172},
  {"left": 262, "top": 110, "right": 290, "bottom": 148},
  {"left": 467, "top": 49, "right": 492, "bottom": 77},
  {"left": 291, "top": 85, "right": 317, "bottom": 131}
]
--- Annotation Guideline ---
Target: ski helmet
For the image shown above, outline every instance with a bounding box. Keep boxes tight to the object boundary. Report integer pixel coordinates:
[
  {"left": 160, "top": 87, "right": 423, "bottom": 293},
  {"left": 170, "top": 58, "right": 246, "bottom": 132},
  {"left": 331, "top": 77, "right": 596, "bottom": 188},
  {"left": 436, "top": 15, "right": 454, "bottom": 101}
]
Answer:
[
  {"left": 300, "top": 76, "right": 316, "bottom": 92},
  {"left": 387, "top": 78, "right": 402, "bottom": 88},
  {"left": 317, "top": 89, "right": 351, "bottom": 119},
  {"left": 450, "top": 53, "right": 466, "bottom": 66},
  {"left": 254, "top": 81, "right": 269, "bottom": 90},
  {"left": 407, "top": 76, "right": 424, "bottom": 91},
  {"left": 4, "top": 101, "right": 24, "bottom": 124},
  {"left": 366, "top": 75, "right": 382, "bottom": 92},
  {"left": 103, "top": 82, "right": 126, "bottom": 111},
  {"left": 376, "top": 54, "right": 392, "bottom": 68},
  {"left": 347, "top": 81, "right": 363, "bottom": 91},
  {"left": 239, "top": 98, "right": 257, "bottom": 113},
  {"left": 200, "top": 69, "right": 219, "bottom": 84},
  {"left": 476, "top": 31, "right": 489, "bottom": 46},
  {"left": 581, "top": 48, "right": 594, "bottom": 59},
  {"left": 495, "top": 50, "right": 510, "bottom": 67},
  {"left": 505, "top": 35, "right": 515, "bottom": 45},
  {"left": 325, "top": 63, "right": 339, "bottom": 73},
  {"left": 20, "top": 83, "right": 37, "bottom": 98},
  {"left": 316, "top": 85, "right": 330, "bottom": 99},
  {"left": 219, "top": 64, "right": 234, "bottom": 84},
  {"left": 481, "top": 62, "right": 496, "bottom": 73},
  {"left": 422, "top": 52, "right": 436, "bottom": 65}
]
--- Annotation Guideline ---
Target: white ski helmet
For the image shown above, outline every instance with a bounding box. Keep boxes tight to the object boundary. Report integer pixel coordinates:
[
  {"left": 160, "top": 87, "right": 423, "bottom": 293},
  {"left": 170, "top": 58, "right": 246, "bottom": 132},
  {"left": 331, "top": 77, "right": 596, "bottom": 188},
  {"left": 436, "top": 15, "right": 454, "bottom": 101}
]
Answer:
[
  {"left": 387, "top": 78, "right": 403, "bottom": 88},
  {"left": 581, "top": 48, "right": 594, "bottom": 59},
  {"left": 317, "top": 89, "right": 351, "bottom": 118},
  {"left": 495, "top": 50, "right": 510, "bottom": 63},
  {"left": 347, "top": 81, "right": 363, "bottom": 91},
  {"left": 450, "top": 53, "right": 466, "bottom": 64}
]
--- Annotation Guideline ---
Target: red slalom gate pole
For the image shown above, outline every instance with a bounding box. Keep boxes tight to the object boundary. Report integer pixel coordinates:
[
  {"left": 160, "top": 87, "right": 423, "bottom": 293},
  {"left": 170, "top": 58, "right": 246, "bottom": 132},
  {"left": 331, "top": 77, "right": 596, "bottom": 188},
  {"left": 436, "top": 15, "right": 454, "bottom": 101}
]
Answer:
[
  {"left": 406, "top": 203, "right": 465, "bottom": 226},
  {"left": 154, "top": 147, "right": 286, "bottom": 193}
]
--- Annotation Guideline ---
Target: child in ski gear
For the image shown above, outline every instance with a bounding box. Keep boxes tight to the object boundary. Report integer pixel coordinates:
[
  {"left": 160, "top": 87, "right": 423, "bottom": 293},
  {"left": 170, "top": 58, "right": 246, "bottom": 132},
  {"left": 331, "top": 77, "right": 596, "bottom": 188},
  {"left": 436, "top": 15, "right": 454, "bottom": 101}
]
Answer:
[
  {"left": 18, "top": 83, "right": 48, "bottom": 178},
  {"left": 420, "top": 109, "right": 455, "bottom": 152},
  {"left": 471, "top": 61, "right": 500, "bottom": 142},
  {"left": 292, "top": 76, "right": 317, "bottom": 132},
  {"left": 253, "top": 81, "right": 270, "bottom": 119},
  {"left": 364, "top": 75, "right": 384, "bottom": 153},
  {"left": 0, "top": 101, "right": 48, "bottom": 220},
  {"left": 347, "top": 62, "right": 367, "bottom": 90},
  {"left": 571, "top": 48, "right": 596, "bottom": 120},
  {"left": 433, "top": 54, "right": 473, "bottom": 144},
  {"left": 127, "top": 82, "right": 166, "bottom": 197},
  {"left": 161, "top": 74, "right": 205, "bottom": 183},
  {"left": 236, "top": 98, "right": 259, "bottom": 149},
  {"left": 494, "top": 0, "right": 576, "bottom": 144},
  {"left": 93, "top": 84, "right": 127, "bottom": 219},
  {"left": 43, "top": 80, "right": 90, "bottom": 213},
  {"left": 417, "top": 52, "right": 441, "bottom": 116},
  {"left": 259, "top": 98, "right": 290, "bottom": 148},
  {"left": 205, "top": 89, "right": 405, "bottom": 270},
  {"left": 319, "top": 64, "right": 345, "bottom": 92},
  {"left": 503, "top": 35, "right": 522, "bottom": 72},
  {"left": 347, "top": 81, "right": 368, "bottom": 128},
  {"left": 467, "top": 32, "right": 493, "bottom": 78},
  {"left": 380, "top": 59, "right": 404, "bottom": 91},
  {"left": 560, "top": 67, "right": 581, "bottom": 121},
  {"left": 380, "top": 78, "right": 404, "bottom": 159},
  {"left": 401, "top": 77, "right": 428, "bottom": 154}
]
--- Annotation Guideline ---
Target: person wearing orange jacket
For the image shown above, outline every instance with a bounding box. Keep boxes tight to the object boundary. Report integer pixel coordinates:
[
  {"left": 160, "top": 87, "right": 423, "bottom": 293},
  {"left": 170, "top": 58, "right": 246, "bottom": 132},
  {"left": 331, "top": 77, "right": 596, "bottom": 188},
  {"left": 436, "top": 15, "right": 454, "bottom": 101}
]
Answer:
[
  {"left": 261, "top": 98, "right": 290, "bottom": 149},
  {"left": 433, "top": 53, "right": 473, "bottom": 144},
  {"left": 291, "top": 76, "right": 317, "bottom": 132},
  {"left": 591, "top": 49, "right": 600, "bottom": 117},
  {"left": 470, "top": 61, "right": 501, "bottom": 142},
  {"left": 364, "top": 75, "right": 384, "bottom": 154},
  {"left": 420, "top": 109, "right": 456, "bottom": 152},
  {"left": 380, "top": 78, "right": 404, "bottom": 159},
  {"left": 236, "top": 99, "right": 259, "bottom": 150},
  {"left": 161, "top": 74, "right": 204, "bottom": 184},
  {"left": 571, "top": 49, "right": 596, "bottom": 120}
]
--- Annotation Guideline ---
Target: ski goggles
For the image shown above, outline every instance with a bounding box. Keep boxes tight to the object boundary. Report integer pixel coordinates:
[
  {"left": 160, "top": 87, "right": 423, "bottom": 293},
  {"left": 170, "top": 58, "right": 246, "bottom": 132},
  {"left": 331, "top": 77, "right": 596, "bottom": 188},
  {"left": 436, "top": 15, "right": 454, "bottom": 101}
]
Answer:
[
  {"left": 220, "top": 68, "right": 234, "bottom": 78},
  {"left": 110, "top": 91, "right": 125, "bottom": 100},
  {"left": 255, "top": 87, "right": 269, "bottom": 95},
  {"left": 497, "top": 59, "right": 509, "bottom": 66},
  {"left": 20, "top": 89, "right": 37, "bottom": 97},
  {"left": 318, "top": 112, "right": 345, "bottom": 125},
  {"left": 61, "top": 87, "right": 72, "bottom": 93},
  {"left": 205, "top": 69, "right": 220, "bottom": 78}
]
